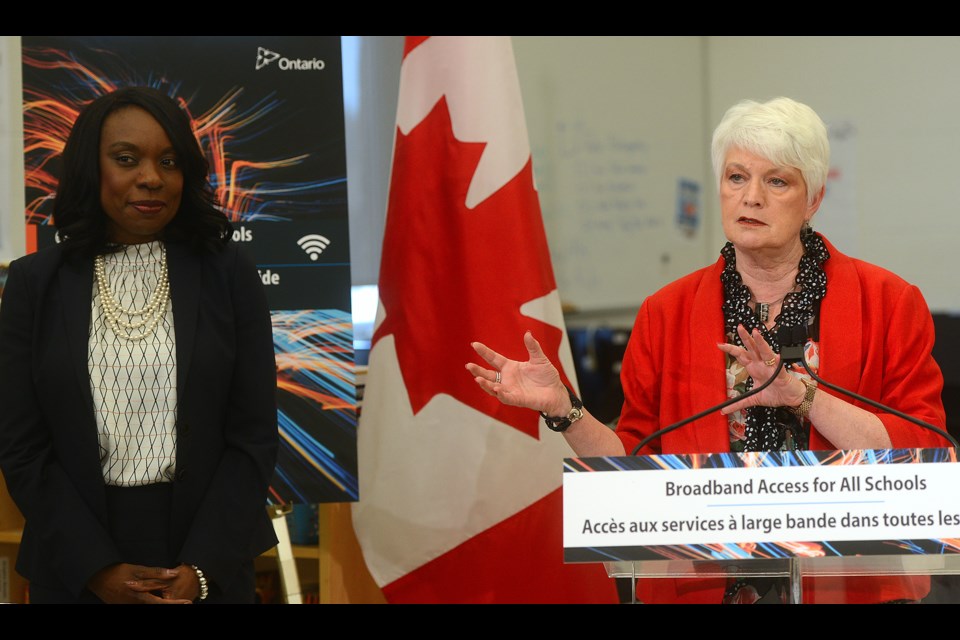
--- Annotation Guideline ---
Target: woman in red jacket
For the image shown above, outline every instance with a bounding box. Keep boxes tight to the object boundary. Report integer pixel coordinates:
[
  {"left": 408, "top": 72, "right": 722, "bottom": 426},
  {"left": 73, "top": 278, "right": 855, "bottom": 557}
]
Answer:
[{"left": 467, "top": 96, "right": 948, "bottom": 604}]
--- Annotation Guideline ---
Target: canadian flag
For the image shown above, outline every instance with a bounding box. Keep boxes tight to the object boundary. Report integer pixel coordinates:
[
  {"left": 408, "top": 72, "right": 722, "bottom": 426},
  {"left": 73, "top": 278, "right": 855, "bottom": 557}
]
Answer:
[{"left": 351, "top": 36, "right": 617, "bottom": 603}]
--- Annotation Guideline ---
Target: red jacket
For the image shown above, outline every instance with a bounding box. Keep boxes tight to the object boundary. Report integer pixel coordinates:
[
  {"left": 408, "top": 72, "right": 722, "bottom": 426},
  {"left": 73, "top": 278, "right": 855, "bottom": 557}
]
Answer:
[{"left": 615, "top": 235, "right": 948, "bottom": 603}]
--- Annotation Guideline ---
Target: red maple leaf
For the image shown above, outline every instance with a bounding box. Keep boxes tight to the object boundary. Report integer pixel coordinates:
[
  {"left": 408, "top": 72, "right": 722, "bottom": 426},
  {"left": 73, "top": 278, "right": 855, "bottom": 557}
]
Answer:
[{"left": 373, "top": 96, "right": 567, "bottom": 439}]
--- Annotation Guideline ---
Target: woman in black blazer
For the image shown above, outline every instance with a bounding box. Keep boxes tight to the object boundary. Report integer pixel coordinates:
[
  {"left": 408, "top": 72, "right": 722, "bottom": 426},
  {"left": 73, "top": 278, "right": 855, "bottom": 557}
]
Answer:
[{"left": 0, "top": 87, "right": 279, "bottom": 603}]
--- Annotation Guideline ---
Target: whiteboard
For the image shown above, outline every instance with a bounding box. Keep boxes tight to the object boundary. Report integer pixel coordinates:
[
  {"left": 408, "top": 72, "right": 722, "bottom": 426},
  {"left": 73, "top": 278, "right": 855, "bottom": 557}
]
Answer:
[{"left": 514, "top": 36, "right": 712, "bottom": 314}]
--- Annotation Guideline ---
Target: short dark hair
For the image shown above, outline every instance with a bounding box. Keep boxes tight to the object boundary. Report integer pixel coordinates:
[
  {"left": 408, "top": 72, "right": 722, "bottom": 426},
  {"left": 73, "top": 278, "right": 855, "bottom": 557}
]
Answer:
[{"left": 53, "top": 86, "right": 232, "bottom": 258}]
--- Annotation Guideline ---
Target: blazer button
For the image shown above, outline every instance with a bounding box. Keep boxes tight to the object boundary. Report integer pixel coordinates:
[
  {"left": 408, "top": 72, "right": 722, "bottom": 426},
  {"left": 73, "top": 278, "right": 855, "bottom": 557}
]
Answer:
[
  {"left": 179, "top": 422, "right": 191, "bottom": 436},
  {"left": 176, "top": 468, "right": 187, "bottom": 481}
]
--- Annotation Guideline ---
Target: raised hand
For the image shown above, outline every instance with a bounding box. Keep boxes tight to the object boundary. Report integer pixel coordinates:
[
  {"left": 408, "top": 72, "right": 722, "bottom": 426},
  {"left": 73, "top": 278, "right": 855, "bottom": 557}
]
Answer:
[
  {"left": 717, "top": 324, "right": 807, "bottom": 415},
  {"left": 466, "top": 331, "right": 571, "bottom": 417}
]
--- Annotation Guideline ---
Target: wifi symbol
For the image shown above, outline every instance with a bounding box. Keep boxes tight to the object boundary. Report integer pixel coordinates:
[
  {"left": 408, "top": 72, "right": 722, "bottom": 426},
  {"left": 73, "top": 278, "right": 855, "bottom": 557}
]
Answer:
[{"left": 297, "top": 234, "right": 331, "bottom": 261}]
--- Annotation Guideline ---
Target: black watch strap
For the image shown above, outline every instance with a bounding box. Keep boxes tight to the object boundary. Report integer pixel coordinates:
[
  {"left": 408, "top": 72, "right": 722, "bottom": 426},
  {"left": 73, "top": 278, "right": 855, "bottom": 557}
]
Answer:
[{"left": 540, "top": 385, "right": 584, "bottom": 433}]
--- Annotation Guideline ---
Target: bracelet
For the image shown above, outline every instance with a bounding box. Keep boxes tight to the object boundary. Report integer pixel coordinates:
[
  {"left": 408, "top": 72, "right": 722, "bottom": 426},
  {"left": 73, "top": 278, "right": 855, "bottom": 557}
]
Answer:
[
  {"left": 539, "top": 385, "right": 584, "bottom": 433},
  {"left": 190, "top": 564, "right": 209, "bottom": 601},
  {"left": 788, "top": 378, "right": 818, "bottom": 419}
]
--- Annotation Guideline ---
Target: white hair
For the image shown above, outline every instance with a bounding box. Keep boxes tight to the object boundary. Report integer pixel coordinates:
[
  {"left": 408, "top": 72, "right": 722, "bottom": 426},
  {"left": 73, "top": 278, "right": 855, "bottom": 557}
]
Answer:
[{"left": 711, "top": 97, "right": 830, "bottom": 206}]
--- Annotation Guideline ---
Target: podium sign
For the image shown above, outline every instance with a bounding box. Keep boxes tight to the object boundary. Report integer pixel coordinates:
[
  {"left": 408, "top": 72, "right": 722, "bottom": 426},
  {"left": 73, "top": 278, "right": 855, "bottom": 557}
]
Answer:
[{"left": 563, "top": 448, "right": 960, "bottom": 564}]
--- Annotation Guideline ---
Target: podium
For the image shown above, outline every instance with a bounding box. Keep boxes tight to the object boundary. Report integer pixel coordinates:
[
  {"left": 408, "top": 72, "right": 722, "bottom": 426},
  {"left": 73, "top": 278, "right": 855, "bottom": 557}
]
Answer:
[{"left": 562, "top": 448, "right": 960, "bottom": 603}]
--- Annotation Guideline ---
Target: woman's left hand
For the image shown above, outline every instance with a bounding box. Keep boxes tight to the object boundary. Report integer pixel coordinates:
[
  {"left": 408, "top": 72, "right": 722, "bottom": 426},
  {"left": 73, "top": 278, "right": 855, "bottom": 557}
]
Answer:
[{"left": 716, "top": 324, "right": 807, "bottom": 415}]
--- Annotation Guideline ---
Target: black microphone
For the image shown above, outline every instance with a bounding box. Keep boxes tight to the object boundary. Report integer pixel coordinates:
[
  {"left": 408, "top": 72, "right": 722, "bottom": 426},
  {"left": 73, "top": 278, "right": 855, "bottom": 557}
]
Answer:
[
  {"left": 775, "top": 325, "right": 958, "bottom": 449},
  {"left": 629, "top": 354, "right": 788, "bottom": 456}
]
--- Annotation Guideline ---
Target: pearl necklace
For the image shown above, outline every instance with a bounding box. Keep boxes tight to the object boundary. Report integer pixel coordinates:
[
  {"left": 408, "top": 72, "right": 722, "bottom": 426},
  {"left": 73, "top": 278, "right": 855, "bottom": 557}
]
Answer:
[{"left": 94, "top": 245, "right": 170, "bottom": 341}]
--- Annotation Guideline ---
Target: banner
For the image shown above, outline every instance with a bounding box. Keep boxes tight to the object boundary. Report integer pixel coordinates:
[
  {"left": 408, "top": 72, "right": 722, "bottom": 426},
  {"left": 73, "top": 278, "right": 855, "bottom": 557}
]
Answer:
[
  {"left": 20, "top": 36, "right": 357, "bottom": 504},
  {"left": 352, "top": 36, "right": 617, "bottom": 603},
  {"left": 564, "top": 448, "right": 960, "bottom": 563}
]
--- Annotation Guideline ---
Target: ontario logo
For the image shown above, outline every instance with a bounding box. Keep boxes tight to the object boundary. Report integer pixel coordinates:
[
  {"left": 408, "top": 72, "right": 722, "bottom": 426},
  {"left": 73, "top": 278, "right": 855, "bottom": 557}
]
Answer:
[{"left": 255, "top": 47, "right": 325, "bottom": 71}]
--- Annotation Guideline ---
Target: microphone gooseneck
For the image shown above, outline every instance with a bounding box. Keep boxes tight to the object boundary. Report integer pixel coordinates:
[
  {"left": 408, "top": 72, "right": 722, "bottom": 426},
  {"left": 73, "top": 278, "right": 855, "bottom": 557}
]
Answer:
[
  {"left": 629, "top": 356, "right": 787, "bottom": 456},
  {"left": 629, "top": 324, "right": 958, "bottom": 456},
  {"left": 778, "top": 324, "right": 958, "bottom": 449},
  {"left": 793, "top": 359, "right": 957, "bottom": 450}
]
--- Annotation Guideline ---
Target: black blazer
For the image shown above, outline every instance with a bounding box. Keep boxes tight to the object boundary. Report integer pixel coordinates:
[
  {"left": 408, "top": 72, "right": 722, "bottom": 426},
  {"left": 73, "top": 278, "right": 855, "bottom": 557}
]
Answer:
[{"left": 0, "top": 240, "right": 279, "bottom": 598}]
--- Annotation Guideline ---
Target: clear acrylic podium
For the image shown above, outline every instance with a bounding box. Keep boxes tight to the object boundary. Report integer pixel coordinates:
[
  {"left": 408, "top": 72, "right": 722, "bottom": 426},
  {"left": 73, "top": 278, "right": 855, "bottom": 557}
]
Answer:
[
  {"left": 602, "top": 554, "right": 960, "bottom": 604},
  {"left": 563, "top": 448, "right": 960, "bottom": 604}
]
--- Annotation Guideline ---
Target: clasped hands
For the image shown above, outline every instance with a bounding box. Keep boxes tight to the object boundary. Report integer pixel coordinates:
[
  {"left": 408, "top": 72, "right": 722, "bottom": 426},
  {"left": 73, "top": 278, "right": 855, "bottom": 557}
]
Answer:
[{"left": 87, "top": 562, "right": 201, "bottom": 604}]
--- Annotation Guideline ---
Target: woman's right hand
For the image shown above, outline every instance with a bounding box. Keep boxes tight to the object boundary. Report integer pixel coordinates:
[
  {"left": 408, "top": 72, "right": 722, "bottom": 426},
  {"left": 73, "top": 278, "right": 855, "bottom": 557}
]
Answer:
[{"left": 466, "top": 331, "right": 571, "bottom": 417}]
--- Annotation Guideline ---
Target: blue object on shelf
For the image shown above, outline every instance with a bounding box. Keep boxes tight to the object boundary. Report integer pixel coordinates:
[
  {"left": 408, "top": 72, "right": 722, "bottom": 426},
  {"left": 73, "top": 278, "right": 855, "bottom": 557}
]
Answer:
[{"left": 285, "top": 503, "right": 319, "bottom": 545}]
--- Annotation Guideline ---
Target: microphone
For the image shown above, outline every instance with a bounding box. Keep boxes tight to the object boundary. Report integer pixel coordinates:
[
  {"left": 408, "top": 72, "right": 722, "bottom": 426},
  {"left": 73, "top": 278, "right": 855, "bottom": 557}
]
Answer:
[
  {"left": 776, "top": 325, "right": 958, "bottom": 449},
  {"left": 629, "top": 324, "right": 958, "bottom": 456},
  {"left": 629, "top": 354, "right": 788, "bottom": 456}
]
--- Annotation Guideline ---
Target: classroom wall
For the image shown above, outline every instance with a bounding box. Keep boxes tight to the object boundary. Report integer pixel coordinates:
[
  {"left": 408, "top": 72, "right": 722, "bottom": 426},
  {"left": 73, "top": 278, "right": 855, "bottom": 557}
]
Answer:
[
  {"left": 2, "top": 36, "right": 959, "bottom": 316},
  {"left": 514, "top": 36, "right": 712, "bottom": 319},
  {"left": 342, "top": 36, "right": 403, "bottom": 288},
  {"left": 0, "top": 36, "right": 25, "bottom": 263},
  {"left": 515, "top": 36, "right": 960, "bottom": 318},
  {"left": 705, "top": 36, "right": 960, "bottom": 314}
]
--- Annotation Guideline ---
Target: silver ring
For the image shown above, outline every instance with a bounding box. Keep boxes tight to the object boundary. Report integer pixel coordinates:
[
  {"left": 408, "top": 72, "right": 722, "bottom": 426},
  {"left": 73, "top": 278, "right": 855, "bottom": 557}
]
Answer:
[{"left": 495, "top": 371, "right": 501, "bottom": 384}]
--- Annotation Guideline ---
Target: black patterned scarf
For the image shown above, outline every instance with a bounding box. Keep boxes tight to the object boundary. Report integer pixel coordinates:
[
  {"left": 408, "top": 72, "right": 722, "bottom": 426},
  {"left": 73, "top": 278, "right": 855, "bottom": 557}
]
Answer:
[{"left": 719, "top": 230, "right": 829, "bottom": 452}]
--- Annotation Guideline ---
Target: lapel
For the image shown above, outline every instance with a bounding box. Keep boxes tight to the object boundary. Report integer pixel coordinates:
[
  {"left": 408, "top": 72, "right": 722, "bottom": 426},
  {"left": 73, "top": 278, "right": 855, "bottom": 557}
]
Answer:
[
  {"left": 669, "top": 237, "right": 861, "bottom": 454},
  {"left": 818, "top": 236, "right": 862, "bottom": 391},
  {"left": 57, "top": 253, "right": 106, "bottom": 507},
  {"left": 59, "top": 254, "right": 96, "bottom": 415},
  {"left": 687, "top": 258, "right": 730, "bottom": 452},
  {"left": 165, "top": 241, "right": 201, "bottom": 397}
]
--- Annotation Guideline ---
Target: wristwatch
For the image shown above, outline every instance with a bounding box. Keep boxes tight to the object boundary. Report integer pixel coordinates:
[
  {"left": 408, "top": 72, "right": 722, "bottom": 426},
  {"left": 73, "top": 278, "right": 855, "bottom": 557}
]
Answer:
[
  {"left": 540, "top": 385, "right": 584, "bottom": 432},
  {"left": 789, "top": 378, "right": 817, "bottom": 418}
]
